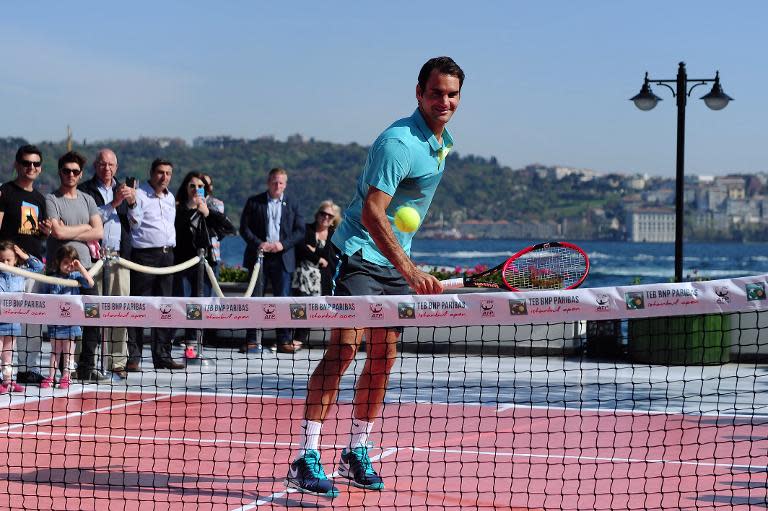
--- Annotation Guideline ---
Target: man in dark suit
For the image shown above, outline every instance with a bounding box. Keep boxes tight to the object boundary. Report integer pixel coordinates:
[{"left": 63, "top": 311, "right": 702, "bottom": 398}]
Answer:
[
  {"left": 240, "top": 167, "right": 305, "bottom": 354},
  {"left": 78, "top": 148, "right": 140, "bottom": 378}
]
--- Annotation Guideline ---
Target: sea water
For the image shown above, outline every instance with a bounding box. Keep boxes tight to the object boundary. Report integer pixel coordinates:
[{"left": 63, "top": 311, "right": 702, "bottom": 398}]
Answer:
[{"left": 221, "top": 237, "right": 768, "bottom": 289}]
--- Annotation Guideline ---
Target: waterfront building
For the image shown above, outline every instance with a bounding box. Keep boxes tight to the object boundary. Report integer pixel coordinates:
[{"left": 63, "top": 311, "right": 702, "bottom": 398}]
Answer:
[{"left": 626, "top": 208, "right": 675, "bottom": 242}]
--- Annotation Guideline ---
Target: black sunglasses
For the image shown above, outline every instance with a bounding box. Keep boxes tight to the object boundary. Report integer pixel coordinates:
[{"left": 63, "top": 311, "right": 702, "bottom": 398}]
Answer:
[
  {"left": 60, "top": 168, "right": 82, "bottom": 176},
  {"left": 188, "top": 183, "right": 205, "bottom": 189},
  {"left": 19, "top": 159, "right": 42, "bottom": 168},
  {"left": 318, "top": 212, "right": 335, "bottom": 219}
]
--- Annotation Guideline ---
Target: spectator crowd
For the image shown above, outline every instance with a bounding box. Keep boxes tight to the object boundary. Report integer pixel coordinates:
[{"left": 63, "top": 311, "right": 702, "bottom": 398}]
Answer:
[{"left": 0, "top": 144, "right": 342, "bottom": 391}]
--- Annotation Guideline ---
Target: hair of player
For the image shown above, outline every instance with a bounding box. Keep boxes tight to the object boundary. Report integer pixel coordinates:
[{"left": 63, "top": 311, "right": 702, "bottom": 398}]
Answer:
[{"left": 418, "top": 56, "right": 465, "bottom": 91}]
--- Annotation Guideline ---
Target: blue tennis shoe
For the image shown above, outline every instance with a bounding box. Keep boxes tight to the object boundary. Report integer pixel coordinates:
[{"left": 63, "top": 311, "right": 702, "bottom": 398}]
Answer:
[
  {"left": 337, "top": 446, "right": 385, "bottom": 490},
  {"left": 285, "top": 449, "right": 339, "bottom": 498}
]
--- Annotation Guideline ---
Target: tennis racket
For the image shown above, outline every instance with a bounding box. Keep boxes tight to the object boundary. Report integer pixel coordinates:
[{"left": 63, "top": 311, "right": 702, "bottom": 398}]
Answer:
[{"left": 440, "top": 241, "right": 589, "bottom": 291}]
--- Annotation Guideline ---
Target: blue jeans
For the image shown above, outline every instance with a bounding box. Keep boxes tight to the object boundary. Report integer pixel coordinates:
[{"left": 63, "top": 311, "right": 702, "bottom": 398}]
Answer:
[{"left": 246, "top": 254, "right": 293, "bottom": 345}]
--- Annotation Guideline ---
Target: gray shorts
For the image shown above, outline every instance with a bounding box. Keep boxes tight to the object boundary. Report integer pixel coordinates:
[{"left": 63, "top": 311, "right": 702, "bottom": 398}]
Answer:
[{"left": 333, "top": 250, "right": 411, "bottom": 297}]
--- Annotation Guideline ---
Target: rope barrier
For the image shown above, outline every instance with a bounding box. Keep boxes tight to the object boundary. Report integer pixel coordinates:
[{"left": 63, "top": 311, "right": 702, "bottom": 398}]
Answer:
[
  {"left": 0, "top": 261, "right": 105, "bottom": 288},
  {"left": 115, "top": 255, "right": 200, "bottom": 275},
  {"left": 205, "top": 261, "right": 225, "bottom": 298},
  {"left": 88, "top": 259, "right": 104, "bottom": 279},
  {"left": 242, "top": 252, "right": 263, "bottom": 298},
  {"left": 0, "top": 252, "right": 260, "bottom": 296}
]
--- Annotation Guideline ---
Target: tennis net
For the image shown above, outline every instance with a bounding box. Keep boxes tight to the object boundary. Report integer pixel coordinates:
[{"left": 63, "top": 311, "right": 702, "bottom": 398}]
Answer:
[{"left": 0, "top": 274, "right": 767, "bottom": 510}]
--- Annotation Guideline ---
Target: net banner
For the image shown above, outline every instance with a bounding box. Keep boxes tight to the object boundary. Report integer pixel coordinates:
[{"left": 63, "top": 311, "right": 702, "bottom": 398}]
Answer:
[{"left": 1, "top": 273, "right": 766, "bottom": 329}]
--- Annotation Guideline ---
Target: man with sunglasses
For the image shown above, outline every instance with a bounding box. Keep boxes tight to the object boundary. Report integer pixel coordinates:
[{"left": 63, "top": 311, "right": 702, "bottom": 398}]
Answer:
[
  {"left": 0, "top": 145, "right": 53, "bottom": 385},
  {"left": 46, "top": 151, "right": 105, "bottom": 383}
]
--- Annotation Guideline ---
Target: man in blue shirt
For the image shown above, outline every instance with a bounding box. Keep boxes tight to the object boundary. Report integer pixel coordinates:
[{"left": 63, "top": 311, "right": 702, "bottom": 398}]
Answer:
[
  {"left": 239, "top": 168, "right": 305, "bottom": 353},
  {"left": 286, "top": 56, "right": 464, "bottom": 498}
]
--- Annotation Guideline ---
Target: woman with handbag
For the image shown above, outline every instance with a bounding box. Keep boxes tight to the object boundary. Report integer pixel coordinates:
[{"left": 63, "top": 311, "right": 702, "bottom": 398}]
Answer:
[{"left": 291, "top": 200, "right": 342, "bottom": 351}]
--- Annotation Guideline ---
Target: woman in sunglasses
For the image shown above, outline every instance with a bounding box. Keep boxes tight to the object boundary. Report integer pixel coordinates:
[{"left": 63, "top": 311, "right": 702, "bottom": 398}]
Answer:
[
  {"left": 291, "top": 200, "right": 342, "bottom": 351},
  {"left": 173, "top": 172, "right": 231, "bottom": 345}
]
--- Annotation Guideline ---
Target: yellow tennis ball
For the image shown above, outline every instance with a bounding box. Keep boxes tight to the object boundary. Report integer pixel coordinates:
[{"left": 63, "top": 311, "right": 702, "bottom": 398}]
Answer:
[{"left": 394, "top": 206, "right": 420, "bottom": 232}]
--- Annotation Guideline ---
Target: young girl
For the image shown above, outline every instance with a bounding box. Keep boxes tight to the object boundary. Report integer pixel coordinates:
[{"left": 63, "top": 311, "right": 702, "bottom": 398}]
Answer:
[
  {"left": 40, "top": 246, "right": 94, "bottom": 390},
  {"left": 0, "top": 240, "right": 44, "bottom": 394}
]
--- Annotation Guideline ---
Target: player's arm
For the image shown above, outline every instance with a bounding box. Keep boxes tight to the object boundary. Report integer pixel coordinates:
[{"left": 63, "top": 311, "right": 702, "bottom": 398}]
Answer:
[{"left": 361, "top": 186, "right": 443, "bottom": 295}]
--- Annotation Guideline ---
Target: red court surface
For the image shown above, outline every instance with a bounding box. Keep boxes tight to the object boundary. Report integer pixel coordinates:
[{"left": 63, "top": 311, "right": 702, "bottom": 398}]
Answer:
[{"left": 0, "top": 390, "right": 765, "bottom": 510}]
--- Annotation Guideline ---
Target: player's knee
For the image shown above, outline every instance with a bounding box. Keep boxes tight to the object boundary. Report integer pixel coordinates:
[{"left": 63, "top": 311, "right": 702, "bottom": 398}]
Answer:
[{"left": 325, "top": 343, "right": 358, "bottom": 370}]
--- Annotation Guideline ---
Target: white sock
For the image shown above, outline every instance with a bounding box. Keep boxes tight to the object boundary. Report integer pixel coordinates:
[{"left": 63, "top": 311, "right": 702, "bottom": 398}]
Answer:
[
  {"left": 349, "top": 419, "right": 374, "bottom": 450},
  {"left": 297, "top": 419, "right": 322, "bottom": 458}
]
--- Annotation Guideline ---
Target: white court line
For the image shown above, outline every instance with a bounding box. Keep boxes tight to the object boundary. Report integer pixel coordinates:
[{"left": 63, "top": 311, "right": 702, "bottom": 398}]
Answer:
[
  {"left": 0, "top": 392, "right": 172, "bottom": 433},
  {"left": 71, "top": 386, "right": 768, "bottom": 422},
  {"left": 495, "top": 401, "right": 768, "bottom": 419},
  {"left": 410, "top": 446, "right": 767, "bottom": 471},
  {"left": 5, "top": 423, "right": 762, "bottom": 474},
  {"left": 230, "top": 447, "right": 399, "bottom": 510},
  {"left": 2, "top": 430, "right": 296, "bottom": 447},
  {"left": 0, "top": 428, "right": 370, "bottom": 453}
]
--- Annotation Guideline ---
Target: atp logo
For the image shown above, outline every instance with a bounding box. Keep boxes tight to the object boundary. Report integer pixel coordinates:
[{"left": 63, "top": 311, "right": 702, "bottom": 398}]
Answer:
[
  {"left": 595, "top": 294, "right": 610, "bottom": 311},
  {"left": 480, "top": 299, "right": 495, "bottom": 318},
  {"left": 369, "top": 303, "right": 384, "bottom": 320},
  {"left": 262, "top": 304, "right": 276, "bottom": 320},
  {"left": 60, "top": 302, "right": 72, "bottom": 318},
  {"left": 159, "top": 304, "right": 173, "bottom": 320},
  {"left": 714, "top": 287, "right": 730, "bottom": 304}
]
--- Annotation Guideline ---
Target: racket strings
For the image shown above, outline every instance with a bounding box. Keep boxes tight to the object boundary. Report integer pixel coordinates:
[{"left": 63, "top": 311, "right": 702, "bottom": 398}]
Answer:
[{"left": 503, "top": 246, "right": 587, "bottom": 290}]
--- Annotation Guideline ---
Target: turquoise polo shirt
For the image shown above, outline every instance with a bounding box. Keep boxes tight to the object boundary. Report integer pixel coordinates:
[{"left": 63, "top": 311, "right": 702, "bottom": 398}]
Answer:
[{"left": 332, "top": 108, "right": 454, "bottom": 267}]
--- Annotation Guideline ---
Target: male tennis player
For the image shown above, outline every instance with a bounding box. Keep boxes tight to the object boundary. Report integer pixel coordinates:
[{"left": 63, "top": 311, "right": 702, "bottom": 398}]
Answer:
[{"left": 286, "top": 56, "right": 464, "bottom": 498}]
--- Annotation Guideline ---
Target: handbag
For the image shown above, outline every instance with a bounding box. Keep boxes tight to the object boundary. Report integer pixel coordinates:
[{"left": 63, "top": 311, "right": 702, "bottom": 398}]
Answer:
[{"left": 291, "top": 259, "right": 322, "bottom": 296}]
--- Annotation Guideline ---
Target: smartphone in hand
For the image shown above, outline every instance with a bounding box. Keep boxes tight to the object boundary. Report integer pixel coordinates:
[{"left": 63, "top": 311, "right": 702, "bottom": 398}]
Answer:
[
  {"left": 125, "top": 176, "right": 136, "bottom": 188},
  {"left": 196, "top": 187, "right": 205, "bottom": 199}
]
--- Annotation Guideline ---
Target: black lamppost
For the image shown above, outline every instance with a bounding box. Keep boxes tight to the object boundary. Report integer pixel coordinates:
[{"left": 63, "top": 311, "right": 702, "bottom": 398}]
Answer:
[{"left": 630, "top": 62, "right": 733, "bottom": 282}]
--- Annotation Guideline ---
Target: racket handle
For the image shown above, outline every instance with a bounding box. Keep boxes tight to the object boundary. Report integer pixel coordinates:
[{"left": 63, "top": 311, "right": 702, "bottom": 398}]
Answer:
[{"left": 440, "top": 277, "right": 465, "bottom": 289}]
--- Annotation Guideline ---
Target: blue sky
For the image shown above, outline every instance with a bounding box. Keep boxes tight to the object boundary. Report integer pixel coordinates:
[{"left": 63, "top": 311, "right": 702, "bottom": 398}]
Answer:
[{"left": 0, "top": 1, "right": 764, "bottom": 177}]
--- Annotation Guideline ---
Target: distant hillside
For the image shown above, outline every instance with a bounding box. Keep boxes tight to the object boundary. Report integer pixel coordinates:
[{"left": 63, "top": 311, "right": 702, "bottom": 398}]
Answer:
[{"left": 0, "top": 135, "right": 623, "bottom": 237}]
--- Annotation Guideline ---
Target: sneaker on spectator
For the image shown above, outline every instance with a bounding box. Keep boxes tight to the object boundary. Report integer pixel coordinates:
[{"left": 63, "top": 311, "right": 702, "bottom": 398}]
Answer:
[
  {"left": 6, "top": 382, "right": 24, "bottom": 393},
  {"left": 59, "top": 377, "right": 70, "bottom": 390},
  {"left": 40, "top": 377, "right": 53, "bottom": 389},
  {"left": 285, "top": 449, "right": 339, "bottom": 498},
  {"left": 337, "top": 446, "right": 385, "bottom": 490}
]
